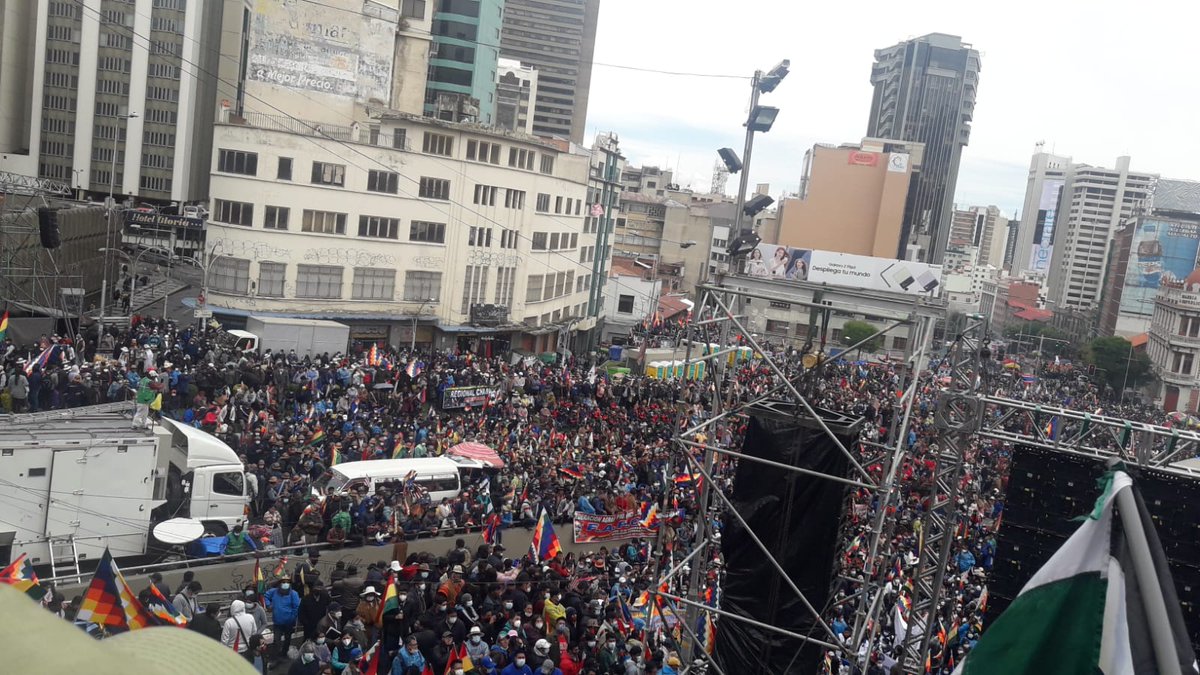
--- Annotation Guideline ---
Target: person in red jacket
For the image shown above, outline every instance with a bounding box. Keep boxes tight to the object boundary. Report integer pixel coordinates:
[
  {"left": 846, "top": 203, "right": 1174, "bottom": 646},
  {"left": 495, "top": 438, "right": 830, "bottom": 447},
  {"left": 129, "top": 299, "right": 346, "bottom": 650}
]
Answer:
[{"left": 557, "top": 643, "right": 584, "bottom": 675}]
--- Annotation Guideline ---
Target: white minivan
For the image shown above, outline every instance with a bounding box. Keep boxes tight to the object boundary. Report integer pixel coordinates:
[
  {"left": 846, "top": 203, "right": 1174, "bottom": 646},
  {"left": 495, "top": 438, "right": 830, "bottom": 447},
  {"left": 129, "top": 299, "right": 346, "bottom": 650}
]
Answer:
[{"left": 317, "top": 457, "right": 462, "bottom": 502}]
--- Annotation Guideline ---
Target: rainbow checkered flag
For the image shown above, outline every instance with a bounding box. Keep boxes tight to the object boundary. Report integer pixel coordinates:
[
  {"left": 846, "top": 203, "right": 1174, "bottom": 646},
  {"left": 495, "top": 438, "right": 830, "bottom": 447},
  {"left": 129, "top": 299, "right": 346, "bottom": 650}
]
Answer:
[
  {"left": 530, "top": 508, "right": 561, "bottom": 563},
  {"left": 146, "top": 583, "right": 188, "bottom": 626},
  {"left": 76, "top": 548, "right": 158, "bottom": 630},
  {"left": 0, "top": 553, "right": 45, "bottom": 602}
]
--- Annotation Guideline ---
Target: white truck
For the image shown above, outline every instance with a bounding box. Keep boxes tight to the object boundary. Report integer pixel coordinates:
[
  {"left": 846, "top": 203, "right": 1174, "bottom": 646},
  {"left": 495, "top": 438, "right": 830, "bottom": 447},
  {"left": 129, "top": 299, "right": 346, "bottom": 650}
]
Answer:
[
  {"left": 226, "top": 316, "right": 350, "bottom": 358},
  {"left": 0, "top": 403, "right": 247, "bottom": 574}
]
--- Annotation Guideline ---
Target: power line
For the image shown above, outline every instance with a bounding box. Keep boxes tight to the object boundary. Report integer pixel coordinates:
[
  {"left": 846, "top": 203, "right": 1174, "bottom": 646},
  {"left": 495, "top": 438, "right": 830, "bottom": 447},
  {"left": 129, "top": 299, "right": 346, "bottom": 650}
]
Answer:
[{"left": 72, "top": 0, "right": 669, "bottom": 311}]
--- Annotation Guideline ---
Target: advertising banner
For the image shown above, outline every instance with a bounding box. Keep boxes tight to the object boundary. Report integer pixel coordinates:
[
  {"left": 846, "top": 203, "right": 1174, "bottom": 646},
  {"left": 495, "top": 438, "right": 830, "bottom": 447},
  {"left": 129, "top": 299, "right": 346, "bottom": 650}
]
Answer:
[
  {"left": 746, "top": 244, "right": 941, "bottom": 296},
  {"left": 1027, "top": 179, "right": 1063, "bottom": 274},
  {"left": 1118, "top": 218, "right": 1200, "bottom": 317},
  {"left": 440, "top": 385, "right": 499, "bottom": 410},
  {"left": 572, "top": 512, "right": 657, "bottom": 543}
]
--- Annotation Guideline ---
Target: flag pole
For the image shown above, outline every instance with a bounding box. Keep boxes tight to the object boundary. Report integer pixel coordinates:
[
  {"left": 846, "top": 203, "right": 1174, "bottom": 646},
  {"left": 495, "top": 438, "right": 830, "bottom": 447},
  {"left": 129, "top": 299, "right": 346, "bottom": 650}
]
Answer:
[{"left": 1112, "top": 470, "right": 1183, "bottom": 675}]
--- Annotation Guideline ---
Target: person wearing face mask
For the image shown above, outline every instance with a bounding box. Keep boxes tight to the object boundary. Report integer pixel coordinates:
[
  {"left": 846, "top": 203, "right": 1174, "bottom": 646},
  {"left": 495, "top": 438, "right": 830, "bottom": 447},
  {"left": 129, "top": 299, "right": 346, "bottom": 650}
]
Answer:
[
  {"left": 221, "top": 599, "right": 259, "bottom": 661},
  {"left": 391, "top": 637, "right": 426, "bottom": 675},
  {"left": 466, "top": 625, "right": 491, "bottom": 664},
  {"left": 501, "top": 648, "right": 534, "bottom": 675},
  {"left": 300, "top": 579, "right": 333, "bottom": 641},
  {"left": 288, "top": 643, "right": 321, "bottom": 675},
  {"left": 522, "top": 609, "right": 545, "bottom": 646},
  {"left": 442, "top": 607, "right": 467, "bottom": 643},
  {"left": 242, "top": 589, "right": 269, "bottom": 637},
  {"left": 458, "top": 591, "right": 480, "bottom": 628},
  {"left": 431, "top": 630, "right": 456, "bottom": 675},
  {"left": 558, "top": 644, "right": 585, "bottom": 675},
  {"left": 330, "top": 632, "right": 359, "bottom": 673},
  {"left": 266, "top": 579, "right": 302, "bottom": 658},
  {"left": 311, "top": 635, "right": 332, "bottom": 665},
  {"left": 316, "top": 605, "right": 344, "bottom": 642},
  {"left": 538, "top": 659, "right": 563, "bottom": 675},
  {"left": 597, "top": 638, "right": 621, "bottom": 674}
]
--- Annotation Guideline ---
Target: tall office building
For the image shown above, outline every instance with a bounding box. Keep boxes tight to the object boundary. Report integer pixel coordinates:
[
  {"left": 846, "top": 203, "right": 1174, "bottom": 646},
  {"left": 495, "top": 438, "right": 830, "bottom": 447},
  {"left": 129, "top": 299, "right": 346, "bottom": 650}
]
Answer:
[
  {"left": 1010, "top": 151, "right": 1072, "bottom": 279},
  {"left": 425, "top": 0, "right": 504, "bottom": 124},
  {"left": 499, "top": 0, "right": 598, "bottom": 143},
  {"left": 1045, "top": 156, "right": 1156, "bottom": 310},
  {"left": 0, "top": 0, "right": 226, "bottom": 203},
  {"left": 867, "top": 33, "right": 980, "bottom": 264},
  {"left": 950, "top": 205, "right": 1007, "bottom": 269}
]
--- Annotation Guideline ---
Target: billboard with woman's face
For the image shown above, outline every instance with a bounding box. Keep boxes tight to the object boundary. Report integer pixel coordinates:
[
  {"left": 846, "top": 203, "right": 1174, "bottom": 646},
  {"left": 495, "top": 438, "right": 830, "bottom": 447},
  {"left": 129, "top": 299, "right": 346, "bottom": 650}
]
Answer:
[
  {"left": 743, "top": 244, "right": 941, "bottom": 296},
  {"left": 747, "top": 244, "right": 811, "bottom": 281}
]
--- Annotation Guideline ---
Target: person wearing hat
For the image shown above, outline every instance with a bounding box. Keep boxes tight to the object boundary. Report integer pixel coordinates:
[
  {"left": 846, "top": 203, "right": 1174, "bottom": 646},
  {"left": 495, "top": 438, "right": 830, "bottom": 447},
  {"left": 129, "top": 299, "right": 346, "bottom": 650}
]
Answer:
[
  {"left": 431, "top": 629, "right": 456, "bottom": 675},
  {"left": 355, "top": 586, "right": 382, "bottom": 644},
  {"left": 466, "top": 624, "right": 491, "bottom": 664},
  {"left": 438, "top": 563, "right": 466, "bottom": 606}
]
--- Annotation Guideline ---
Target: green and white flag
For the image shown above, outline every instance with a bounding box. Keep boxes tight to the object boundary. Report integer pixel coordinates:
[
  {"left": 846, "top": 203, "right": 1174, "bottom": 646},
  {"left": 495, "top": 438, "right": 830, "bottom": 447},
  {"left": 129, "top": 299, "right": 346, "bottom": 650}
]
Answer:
[{"left": 955, "top": 470, "right": 1197, "bottom": 675}]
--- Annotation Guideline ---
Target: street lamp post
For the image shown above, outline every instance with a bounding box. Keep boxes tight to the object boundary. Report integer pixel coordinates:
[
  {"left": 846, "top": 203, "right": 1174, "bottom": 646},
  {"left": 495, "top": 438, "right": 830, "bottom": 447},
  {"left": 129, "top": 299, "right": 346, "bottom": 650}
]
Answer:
[
  {"left": 412, "top": 298, "right": 434, "bottom": 352},
  {"left": 99, "top": 111, "right": 138, "bottom": 335}
]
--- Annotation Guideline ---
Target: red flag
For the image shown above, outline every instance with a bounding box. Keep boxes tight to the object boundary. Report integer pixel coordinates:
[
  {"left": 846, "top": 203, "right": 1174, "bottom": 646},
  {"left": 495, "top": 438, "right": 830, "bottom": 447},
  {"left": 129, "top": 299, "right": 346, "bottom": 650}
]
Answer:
[{"left": 363, "top": 640, "right": 383, "bottom": 675}]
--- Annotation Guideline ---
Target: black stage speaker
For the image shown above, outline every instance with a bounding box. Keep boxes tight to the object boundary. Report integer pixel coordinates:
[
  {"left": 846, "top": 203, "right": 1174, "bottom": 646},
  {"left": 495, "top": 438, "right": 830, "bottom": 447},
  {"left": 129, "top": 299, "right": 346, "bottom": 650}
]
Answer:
[
  {"left": 992, "top": 445, "right": 1200, "bottom": 654},
  {"left": 715, "top": 405, "right": 862, "bottom": 674},
  {"left": 38, "top": 208, "right": 60, "bottom": 249}
]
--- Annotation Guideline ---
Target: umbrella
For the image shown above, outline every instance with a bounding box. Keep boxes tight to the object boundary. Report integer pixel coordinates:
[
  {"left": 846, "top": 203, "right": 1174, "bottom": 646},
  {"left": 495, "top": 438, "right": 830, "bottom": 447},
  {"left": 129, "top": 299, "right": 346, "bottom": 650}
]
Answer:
[{"left": 448, "top": 441, "right": 505, "bottom": 468}]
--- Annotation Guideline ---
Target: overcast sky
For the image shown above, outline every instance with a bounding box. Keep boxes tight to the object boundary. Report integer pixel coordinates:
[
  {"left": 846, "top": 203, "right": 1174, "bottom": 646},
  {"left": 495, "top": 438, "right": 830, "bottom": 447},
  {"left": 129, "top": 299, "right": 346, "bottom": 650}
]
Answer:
[{"left": 584, "top": 0, "right": 1199, "bottom": 217}]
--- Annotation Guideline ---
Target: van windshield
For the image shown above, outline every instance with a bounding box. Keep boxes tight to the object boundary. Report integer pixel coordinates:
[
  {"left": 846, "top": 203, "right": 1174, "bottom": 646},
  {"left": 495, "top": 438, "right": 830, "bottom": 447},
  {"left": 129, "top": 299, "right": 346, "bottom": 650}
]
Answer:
[{"left": 318, "top": 469, "right": 349, "bottom": 493}]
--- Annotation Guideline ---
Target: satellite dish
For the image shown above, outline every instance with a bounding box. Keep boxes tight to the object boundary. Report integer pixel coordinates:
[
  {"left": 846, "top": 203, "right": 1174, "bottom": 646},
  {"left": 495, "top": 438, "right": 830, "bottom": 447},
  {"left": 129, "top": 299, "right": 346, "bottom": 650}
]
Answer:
[{"left": 153, "top": 518, "right": 206, "bottom": 545}]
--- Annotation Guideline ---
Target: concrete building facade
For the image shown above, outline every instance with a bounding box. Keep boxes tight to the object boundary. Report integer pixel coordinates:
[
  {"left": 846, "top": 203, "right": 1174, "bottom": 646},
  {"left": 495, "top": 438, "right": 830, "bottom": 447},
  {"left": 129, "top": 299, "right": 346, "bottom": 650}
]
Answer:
[
  {"left": 1010, "top": 152, "right": 1073, "bottom": 279},
  {"left": 776, "top": 138, "right": 923, "bottom": 258},
  {"left": 203, "top": 109, "right": 599, "bottom": 355},
  {"left": 499, "top": 0, "right": 597, "bottom": 143},
  {"left": 1148, "top": 271, "right": 1200, "bottom": 412},
  {"left": 867, "top": 33, "right": 980, "bottom": 263},
  {"left": 425, "top": 0, "right": 504, "bottom": 124},
  {"left": 1046, "top": 157, "right": 1155, "bottom": 310},
  {"left": 495, "top": 58, "right": 538, "bottom": 135},
  {"left": 582, "top": 131, "right": 624, "bottom": 346}
]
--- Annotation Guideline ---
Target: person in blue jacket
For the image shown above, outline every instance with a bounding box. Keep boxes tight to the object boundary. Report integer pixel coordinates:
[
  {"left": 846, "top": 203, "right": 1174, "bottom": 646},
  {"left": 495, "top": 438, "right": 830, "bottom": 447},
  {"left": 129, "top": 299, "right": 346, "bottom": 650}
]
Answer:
[
  {"left": 392, "top": 636, "right": 427, "bottom": 674},
  {"left": 265, "top": 579, "right": 302, "bottom": 658},
  {"left": 500, "top": 648, "right": 534, "bottom": 675}
]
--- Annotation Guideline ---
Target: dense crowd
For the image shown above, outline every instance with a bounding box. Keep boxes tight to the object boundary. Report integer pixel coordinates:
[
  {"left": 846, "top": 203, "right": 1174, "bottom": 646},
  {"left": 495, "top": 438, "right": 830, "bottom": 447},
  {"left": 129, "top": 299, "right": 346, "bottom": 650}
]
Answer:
[{"left": 0, "top": 314, "right": 1169, "bottom": 675}]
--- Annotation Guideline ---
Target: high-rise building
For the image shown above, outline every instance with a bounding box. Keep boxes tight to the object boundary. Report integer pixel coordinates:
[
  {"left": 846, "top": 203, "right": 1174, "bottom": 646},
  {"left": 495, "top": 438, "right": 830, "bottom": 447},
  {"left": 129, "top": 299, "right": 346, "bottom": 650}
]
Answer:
[
  {"left": 425, "top": 0, "right": 504, "bottom": 124},
  {"left": 499, "top": 0, "right": 598, "bottom": 143},
  {"left": 0, "top": 0, "right": 227, "bottom": 203},
  {"left": 867, "top": 33, "right": 980, "bottom": 263},
  {"left": 951, "top": 205, "right": 1008, "bottom": 269},
  {"left": 495, "top": 58, "right": 539, "bottom": 134},
  {"left": 620, "top": 165, "right": 673, "bottom": 197},
  {"left": 1046, "top": 156, "right": 1156, "bottom": 310},
  {"left": 775, "top": 138, "right": 924, "bottom": 259},
  {"left": 1010, "top": 151, "right": 1072, "bottom": 279},
  {"left": 1003, "top": 215, "right": 1020, "bottom": 271}
]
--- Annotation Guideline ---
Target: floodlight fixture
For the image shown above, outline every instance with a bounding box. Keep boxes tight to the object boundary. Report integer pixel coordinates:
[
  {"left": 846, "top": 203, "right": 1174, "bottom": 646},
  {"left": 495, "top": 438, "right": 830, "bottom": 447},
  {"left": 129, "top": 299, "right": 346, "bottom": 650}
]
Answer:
[
  {"left": 757, "top": 59, "right": 790, "bottom": 93},
  {"left": 747, "top": 106, "right": 780, "bottom": 133},
  {"left": 726, "top": 229, "right": 762, "bottom": 258},
  {"left": 743, "top": 194, "right": 774, "bottom": 218},
  {"left": 718, "top": 147, "right": 743, "bottom": 174}
]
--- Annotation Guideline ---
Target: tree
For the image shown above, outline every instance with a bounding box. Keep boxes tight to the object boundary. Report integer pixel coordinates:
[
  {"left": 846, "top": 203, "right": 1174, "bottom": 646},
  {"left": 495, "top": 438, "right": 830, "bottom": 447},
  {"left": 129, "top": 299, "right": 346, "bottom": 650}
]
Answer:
[
  {"left": 841, "top": 320, "right": 882, "bottom": 353},
  {"left": 1083, "top": 336, "right": 1153, "bottom": 392}
]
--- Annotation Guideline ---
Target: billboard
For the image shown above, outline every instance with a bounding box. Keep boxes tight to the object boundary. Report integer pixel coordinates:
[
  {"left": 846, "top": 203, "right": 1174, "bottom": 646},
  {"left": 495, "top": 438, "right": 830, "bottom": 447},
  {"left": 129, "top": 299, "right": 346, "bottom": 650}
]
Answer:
[
  {"left": 1027, "top": 179, "right": 1063, "bottom": 274},
  {"left": 247, "top": 0, "right": 397, "bottom": 103},
  {"left": 1118, "top": 218, "right": 1200, "bottom": 316},
  {"left": 440, "top": 385, "right": 499, "bottom": 410},
  {"left": 746, "top": 244, "right": 941, "bottom": 296},
  {"left": 573, "top": 511, "right": 657, "bottom": 543}
]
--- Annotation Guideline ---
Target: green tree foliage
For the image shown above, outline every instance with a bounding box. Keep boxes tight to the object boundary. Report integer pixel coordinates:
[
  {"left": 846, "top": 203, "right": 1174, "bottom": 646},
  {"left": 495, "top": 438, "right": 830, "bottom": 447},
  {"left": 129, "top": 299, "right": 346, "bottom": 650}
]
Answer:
[
  {"left": 1083, "top": 336, "right": 1153, "bottom": 391},
  {"left": 842, "top": 320, "right": 882, "bottom": 353}
]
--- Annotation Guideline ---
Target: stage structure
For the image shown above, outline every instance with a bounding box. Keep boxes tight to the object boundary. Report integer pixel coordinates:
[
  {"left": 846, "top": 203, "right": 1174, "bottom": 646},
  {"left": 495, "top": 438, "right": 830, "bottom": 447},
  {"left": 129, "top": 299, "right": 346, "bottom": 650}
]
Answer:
[{"left": 657, "top": 274, "right": 1200, "bottom": 674}]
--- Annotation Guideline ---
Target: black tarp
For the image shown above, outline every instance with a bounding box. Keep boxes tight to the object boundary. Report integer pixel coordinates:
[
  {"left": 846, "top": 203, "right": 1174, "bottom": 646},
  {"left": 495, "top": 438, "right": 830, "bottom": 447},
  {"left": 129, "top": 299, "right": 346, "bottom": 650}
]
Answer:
[{"left": 715, "top": 414, "right": 853, "bottom": 674}]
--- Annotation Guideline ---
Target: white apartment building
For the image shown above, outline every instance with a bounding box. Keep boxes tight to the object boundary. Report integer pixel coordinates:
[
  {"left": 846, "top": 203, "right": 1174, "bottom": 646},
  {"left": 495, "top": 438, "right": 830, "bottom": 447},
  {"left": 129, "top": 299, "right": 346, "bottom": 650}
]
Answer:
[
  {"left": 1011, "top": 151, "right": 1072, "bottom": 277},
  {"left": 204, "top": 110, "right": 601, "bottom": 355},
  {"left": 1047, "top": 156, "right": 1156, "bottom": 310},
  {"left": 495, "top": 58, "right": 538, "bottom": 135},
  {"left": 602, "top": 257, "right": 661, "bottom": 341}
]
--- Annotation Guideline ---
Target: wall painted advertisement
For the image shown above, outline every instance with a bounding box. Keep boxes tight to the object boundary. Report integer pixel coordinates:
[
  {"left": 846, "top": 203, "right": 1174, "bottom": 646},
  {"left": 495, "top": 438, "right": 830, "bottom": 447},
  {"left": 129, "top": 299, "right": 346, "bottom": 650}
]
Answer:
[
  {"left": 746, "top": 245, "right": 942, "bottom": 296},
  {"left": 1118, "top": 218, "right": 1200, "bottom": 316},
  {"left": 1027, "top": 179, "right": 1063, "bottom": 274},
  {"left": 248, "top": 0, "right": 397, "bottom": 102}
]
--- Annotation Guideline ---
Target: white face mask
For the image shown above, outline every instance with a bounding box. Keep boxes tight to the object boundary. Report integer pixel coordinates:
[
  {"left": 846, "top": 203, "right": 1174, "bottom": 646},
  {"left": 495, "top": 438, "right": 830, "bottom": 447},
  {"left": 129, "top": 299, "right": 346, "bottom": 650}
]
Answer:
[
  {"left": 515, "top": 659, "right": 526, "bottom": 667},
  {"left": 504, "top": 602, "right": 513, "bottom": 610},
  {"left": 301, "top": 654, "right": 315, "bottom": 664},
  {"left": 471, "top": 635, "right": 481, "bottom": 643},
  {"left": 448, "top": 617, "right": 457, "bottom": 624},
  {"left": 342, "top": 638, "right": 352, "bottom": 646},
  {"left": 455, "top": 670, "right": 465, "bottom": 675},
  {"left": 317, "top": 638, "right": 326, "bottom": 645},
  {"left": 399, "top": 594, "right": 408, "bottom": 602}
]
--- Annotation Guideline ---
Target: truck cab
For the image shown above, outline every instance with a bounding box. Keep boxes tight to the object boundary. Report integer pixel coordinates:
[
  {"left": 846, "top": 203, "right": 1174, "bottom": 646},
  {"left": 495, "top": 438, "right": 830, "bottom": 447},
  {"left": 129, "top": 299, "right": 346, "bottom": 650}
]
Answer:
[
  {"left": 222, "top": 329, "right": 259, "bottom": 355},
  {"left": 155, "top": 419, "right": 248, "bottom": 536}
]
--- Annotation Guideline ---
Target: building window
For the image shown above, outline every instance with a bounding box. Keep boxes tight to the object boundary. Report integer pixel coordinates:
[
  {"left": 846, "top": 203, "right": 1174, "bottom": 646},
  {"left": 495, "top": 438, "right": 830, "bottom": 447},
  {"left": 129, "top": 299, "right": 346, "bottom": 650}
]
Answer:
[
  {"left": 461, "top": 265, "right": 489, "bottom": 313},
  {"left": 617, "top": 294, "right": 634, "bottom": 314},
  {"left": 400, "top": 0, "right": 426, "bottom": 19},
  {"left": 263, "top": 206, "right": 289, "bottom": 230},
  {"left": 549, "top": 233, "right": 560, "bottom": 250},
  {"left": 466, "top": 140, "right": 501, "bottom": 164},
  {"left": 764, "top": 319, "right": 790, "bottom": 335},
  {"left": 352, "top": 268, "right": 396, "bottom": 300},
  {"left": 277, "top": 157, "right": 292, "bottom": 180},
  {"left": 504, "top": 189, "right": 525, "bottom": 210},
  {"left": 301, "top": 209, "right": 347, "bottom": 235},
  {"left": 540, "top": 155, "right": 554, "bottom": 175},
  {"left": 500, "top": 229, "right": 518, "bottom": 249},
  {"left": 536, "top": 193, "right": 551, "bottom": 213},
  {"left": 257, "top": 262, "right": 286, "bottom": 297},
  {"left": 508, "top": 148, "right": 534, "bottom": 170},
  {"left": 217, "top": 149, "right": 258, "bottom": 176},
  {"left": 495, "top": 266, "right": 515, "bottom": 306},
  {"left": 409, "top": 220, "right": 446, "bottom": 244},
  {"left": 419, "top": 176, "right": 451, "bottom": 200},
  {"left": 213, "top": 199, "right": 253, "bottom": 226},
  {"left": 361, "top": 169, "right": 399, "bottom": 194},
  {"left": 468, "top": 226, "right": 492, "bottom": 247},
  {"left": 392, "top": 128, "right": 408, "bottom": 150},
  {"left": 525, "top": 274, "right": 545, "bottom": 303},
  {"left": 210, "top": 257, "right": 250, "bottom": 294},
  {"left": 311, "top": 161, "right": 346, "bottom": 186},
  {"left": 472, "top": 184, "right": 497, "bottom": 206},
  {"left": 358, "top": 215, "right": 400, "bottom": 239},
  {"left": 404, "top": 270, "right": 441, "bottom": 301},
  {"left": 532, "top": 232, "right": 547, "bottom": 250},
  {"left": 568, "top": 233, "right": 578, "bottom": 249},
  {"left": 422, "top": 132, "right": 453, "bottom": 156},
  {"left": 295, "top": 264, "right": 343, "bottom": 299}
]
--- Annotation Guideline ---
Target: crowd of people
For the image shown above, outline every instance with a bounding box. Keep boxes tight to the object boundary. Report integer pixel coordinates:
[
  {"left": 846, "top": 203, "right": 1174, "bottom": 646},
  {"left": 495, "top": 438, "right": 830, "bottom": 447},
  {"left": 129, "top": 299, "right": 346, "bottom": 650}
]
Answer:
[{"left": 0, "top": 312, "right": 1172, "bottom": 674}]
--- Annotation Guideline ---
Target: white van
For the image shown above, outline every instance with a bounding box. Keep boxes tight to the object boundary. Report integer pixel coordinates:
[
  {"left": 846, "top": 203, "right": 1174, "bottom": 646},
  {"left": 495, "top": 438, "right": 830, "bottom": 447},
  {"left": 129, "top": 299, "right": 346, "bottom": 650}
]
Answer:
[{"left": 318, "top": 457, "right": 462, "bottom": 502}]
